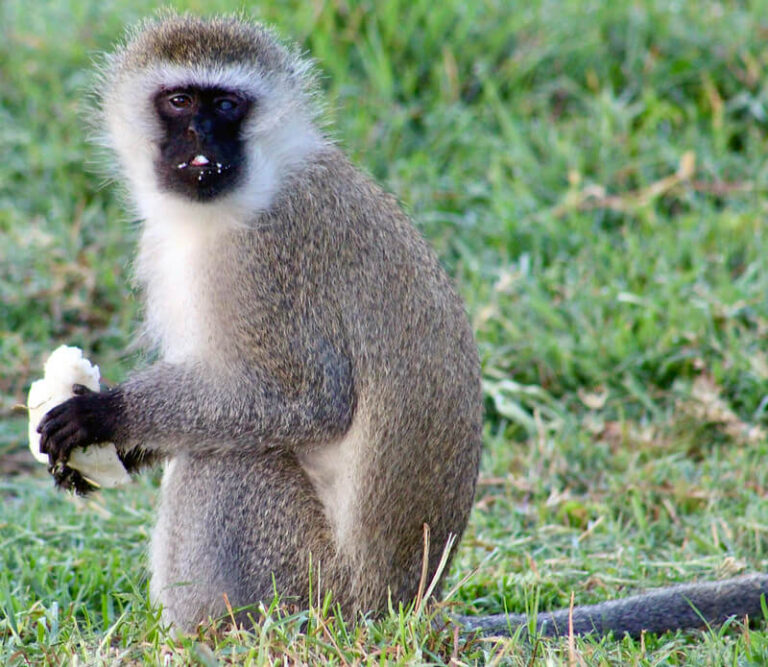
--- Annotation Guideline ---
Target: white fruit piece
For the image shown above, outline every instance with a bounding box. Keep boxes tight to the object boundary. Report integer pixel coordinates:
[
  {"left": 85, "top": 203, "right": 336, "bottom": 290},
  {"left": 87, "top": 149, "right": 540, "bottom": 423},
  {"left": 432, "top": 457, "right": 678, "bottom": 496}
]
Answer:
[{"left": 28, "top": 345, "right": 130, "bottom": 488}]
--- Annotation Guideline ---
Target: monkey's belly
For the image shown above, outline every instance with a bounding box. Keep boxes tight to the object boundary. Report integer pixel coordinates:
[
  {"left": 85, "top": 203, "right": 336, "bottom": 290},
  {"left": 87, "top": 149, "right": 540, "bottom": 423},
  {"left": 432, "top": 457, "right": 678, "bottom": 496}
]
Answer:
[{"left": 150, "top": 448, "right": 334, "bottom": 630}]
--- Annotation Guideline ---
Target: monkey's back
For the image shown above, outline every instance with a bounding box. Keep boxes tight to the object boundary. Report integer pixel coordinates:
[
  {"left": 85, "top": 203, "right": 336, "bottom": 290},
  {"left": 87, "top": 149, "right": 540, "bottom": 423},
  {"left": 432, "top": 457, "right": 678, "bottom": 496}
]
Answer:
[{"left": 267, "top": 148, "right": 484, "bottom": 610}]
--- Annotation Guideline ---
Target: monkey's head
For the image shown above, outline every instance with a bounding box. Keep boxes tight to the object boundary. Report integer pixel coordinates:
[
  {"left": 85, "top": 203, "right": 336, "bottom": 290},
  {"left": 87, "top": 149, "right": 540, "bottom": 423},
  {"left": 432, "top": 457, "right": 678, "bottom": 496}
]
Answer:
[
  {"left": 150, "top": 83, "right": 251, "bottom": 201},
  {"left": 97, "top": 14, "right": 324, "bottom": 215}
]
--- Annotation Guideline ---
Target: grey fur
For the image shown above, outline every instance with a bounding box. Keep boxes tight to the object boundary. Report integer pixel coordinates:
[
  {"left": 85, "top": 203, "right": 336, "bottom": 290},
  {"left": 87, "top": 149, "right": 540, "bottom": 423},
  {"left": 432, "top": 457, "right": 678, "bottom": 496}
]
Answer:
[
  {"left": 88, "top": 14, "right": 766, "bottom": 637},
  {"left": 124, "top": 148, "right": 483, "bottom": 628},
  {"left": 458, "top": 574, "right": 768, "bottom": 638},
  {"left": 97, "top": 14, "right": 482, "bottom": 631}
]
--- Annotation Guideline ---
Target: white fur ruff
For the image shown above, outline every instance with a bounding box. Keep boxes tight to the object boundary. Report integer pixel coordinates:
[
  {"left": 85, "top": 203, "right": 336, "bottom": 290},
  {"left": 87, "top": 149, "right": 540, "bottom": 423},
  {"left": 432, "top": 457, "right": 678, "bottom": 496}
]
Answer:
[{"left": 106, "top": 61, "right": 325, "bottom": 360}]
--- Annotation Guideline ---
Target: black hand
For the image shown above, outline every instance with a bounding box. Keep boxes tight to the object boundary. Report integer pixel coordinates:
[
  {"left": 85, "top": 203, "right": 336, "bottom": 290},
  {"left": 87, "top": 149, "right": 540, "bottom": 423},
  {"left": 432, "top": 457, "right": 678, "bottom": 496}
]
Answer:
[
  {"left": 117, "top": 446, "right": 159, "bottom": 473},
  {"left": 37, "top": 385, "right": 122, "bottom": 467},
  {"left": 48, "top": 460, "right": 99, "bottom": 495}
]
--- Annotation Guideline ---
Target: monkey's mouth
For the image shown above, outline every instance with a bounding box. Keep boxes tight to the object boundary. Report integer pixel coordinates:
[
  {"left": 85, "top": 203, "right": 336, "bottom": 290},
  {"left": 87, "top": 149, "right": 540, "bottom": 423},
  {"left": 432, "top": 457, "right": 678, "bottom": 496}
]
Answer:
[
  {"left": 175, "top": 154, "right": 231, "bottom": 179},
  {"left": 159, "top": 149, "right": 240, "bottom": 201}
]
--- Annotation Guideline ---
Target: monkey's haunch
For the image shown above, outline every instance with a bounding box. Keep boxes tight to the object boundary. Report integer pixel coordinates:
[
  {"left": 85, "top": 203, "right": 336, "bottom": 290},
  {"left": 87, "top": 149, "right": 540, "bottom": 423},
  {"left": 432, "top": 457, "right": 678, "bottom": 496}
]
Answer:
[{"left": 458, "top": 574, "right": 768, "bottom": 638}]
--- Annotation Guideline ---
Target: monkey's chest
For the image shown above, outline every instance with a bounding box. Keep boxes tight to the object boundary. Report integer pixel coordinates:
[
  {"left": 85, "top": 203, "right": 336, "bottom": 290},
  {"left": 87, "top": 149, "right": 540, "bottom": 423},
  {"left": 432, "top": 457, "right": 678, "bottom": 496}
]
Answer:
[{"left": 137, "top": 222, "right": 217, "bottom": 362}]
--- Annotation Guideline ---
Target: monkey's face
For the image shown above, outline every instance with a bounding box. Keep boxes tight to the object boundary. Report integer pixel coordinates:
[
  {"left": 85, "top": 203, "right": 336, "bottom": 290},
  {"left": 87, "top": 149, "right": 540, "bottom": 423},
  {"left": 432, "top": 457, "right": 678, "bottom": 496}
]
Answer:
[{"left": 152, "top": 86, "right": 252, "bottom": 202}]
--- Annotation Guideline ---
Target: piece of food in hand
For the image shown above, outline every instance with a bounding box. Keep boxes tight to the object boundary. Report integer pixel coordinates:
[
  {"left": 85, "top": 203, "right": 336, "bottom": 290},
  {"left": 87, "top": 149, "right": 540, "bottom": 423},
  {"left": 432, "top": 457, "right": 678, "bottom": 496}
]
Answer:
[{"left": 27, "top": 345, "right": 130, "bottom": 488}]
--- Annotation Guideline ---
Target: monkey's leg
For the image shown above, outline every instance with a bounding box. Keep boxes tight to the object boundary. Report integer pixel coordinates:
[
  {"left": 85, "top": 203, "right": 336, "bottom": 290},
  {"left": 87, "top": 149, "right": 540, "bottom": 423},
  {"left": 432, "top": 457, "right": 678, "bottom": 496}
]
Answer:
[{"left": 150, "top": 447, "right": 343, "bottom": 632}]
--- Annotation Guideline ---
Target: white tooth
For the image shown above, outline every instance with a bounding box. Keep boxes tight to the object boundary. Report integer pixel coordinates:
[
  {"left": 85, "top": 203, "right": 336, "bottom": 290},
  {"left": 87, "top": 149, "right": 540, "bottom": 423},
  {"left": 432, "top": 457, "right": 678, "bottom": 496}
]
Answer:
[{"left": 191, "top": 155, "right": 210, "bottom": 166}]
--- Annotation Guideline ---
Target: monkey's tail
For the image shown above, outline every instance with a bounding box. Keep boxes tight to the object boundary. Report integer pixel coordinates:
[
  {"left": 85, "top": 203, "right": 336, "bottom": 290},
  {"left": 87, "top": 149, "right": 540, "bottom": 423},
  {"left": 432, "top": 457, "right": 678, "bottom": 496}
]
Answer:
[{"left": 456, "top": 574, "right": 768, "bottom": 638}]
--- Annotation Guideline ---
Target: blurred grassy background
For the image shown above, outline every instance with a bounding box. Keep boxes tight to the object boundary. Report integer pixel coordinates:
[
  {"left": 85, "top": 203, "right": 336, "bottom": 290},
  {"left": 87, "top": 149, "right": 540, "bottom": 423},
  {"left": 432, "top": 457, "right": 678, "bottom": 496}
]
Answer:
[{"left": 3, "top": 0, "right": 768, "bottom": 663}]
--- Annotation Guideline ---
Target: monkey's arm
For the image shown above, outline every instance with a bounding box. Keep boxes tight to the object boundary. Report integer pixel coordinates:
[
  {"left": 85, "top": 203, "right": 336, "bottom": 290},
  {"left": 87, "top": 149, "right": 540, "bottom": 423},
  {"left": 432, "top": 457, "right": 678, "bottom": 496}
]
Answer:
[
  {"left": 457, "top": 573, "right": 768, "bottom": 638},
  {"left": 38, "top": 339, "right": 355, "bottom": 466}
]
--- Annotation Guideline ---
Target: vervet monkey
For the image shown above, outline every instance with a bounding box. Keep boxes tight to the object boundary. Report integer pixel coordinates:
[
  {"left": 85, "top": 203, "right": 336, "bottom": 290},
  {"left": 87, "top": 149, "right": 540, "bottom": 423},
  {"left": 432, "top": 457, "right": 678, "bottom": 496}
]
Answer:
[{"left": 38, "top": 14, "right": 768, "bottom": 637}]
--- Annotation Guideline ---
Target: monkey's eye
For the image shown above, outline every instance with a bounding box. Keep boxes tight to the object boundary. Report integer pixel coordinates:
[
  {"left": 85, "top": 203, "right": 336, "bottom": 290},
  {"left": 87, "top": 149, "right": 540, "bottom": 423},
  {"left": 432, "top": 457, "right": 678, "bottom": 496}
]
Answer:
[
  {"left": 168, "top": 93, "right": 193, "bottom": 110},
  {"left": 214, "top": 96, "right": 240, "bottom": 113}
]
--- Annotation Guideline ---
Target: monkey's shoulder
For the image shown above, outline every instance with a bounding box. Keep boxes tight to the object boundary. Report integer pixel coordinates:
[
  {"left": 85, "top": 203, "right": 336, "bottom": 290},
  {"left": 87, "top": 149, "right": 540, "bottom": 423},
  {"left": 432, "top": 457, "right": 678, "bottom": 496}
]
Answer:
[{"left": 260, "top": 148, "right": 437, "bottom": 265}]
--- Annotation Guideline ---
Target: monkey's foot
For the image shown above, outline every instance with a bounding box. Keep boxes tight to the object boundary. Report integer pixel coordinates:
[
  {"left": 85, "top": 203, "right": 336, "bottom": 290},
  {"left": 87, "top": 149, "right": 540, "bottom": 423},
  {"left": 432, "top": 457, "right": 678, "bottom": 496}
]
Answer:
[{"left": 48, "top": 461, "right": 98, "bottom": 495}]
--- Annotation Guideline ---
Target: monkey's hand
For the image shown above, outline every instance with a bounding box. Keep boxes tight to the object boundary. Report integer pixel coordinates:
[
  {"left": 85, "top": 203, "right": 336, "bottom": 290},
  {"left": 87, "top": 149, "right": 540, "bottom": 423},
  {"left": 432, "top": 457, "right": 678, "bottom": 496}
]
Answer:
[
  {"left": 38, "top": 384, "right": 122, "bottom": 469},
  {"left": 47, "top": 460, "right": 99, "bottom": 496}
]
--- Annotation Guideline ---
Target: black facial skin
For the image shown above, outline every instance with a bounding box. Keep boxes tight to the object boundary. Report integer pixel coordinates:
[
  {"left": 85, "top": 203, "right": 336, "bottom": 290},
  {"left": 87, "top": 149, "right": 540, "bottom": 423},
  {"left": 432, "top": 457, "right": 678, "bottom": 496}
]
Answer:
[
  {"left": 38, "top": 384, "right": 126, "bottom": 495},
  {"left": 153, "top": 86, "right": 252, "bottom": 201}
]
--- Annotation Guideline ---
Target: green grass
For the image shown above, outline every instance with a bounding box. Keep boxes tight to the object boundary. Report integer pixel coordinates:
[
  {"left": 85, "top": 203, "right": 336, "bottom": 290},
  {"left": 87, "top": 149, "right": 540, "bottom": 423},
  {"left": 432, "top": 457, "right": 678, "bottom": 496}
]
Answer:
[{"left": 3, "top": 0, "right": 768, "bottom": 663}]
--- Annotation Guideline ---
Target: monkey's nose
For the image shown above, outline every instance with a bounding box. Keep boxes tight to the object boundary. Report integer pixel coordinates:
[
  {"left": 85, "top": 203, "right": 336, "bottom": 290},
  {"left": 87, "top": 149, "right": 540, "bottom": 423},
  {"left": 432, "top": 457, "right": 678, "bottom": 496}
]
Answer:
[{"left": 190, "top": 116, "right": 214, "bottom": 137}]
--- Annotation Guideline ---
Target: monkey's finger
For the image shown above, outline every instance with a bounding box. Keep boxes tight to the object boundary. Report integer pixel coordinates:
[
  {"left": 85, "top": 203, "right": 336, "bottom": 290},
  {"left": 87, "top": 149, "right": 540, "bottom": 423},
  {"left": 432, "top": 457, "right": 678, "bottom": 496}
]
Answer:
[
  {"left": 40, "top": 430, "right": 70, "bottom": 461},
  {"left": 36, "top": 402, "right": 71, "bottom": 431},
  {"left": 52, "top": 431, "right": 88, "bottom": 464},
  {"left": 40, "top": 423, "right": 82, "bottom": 462},
  {"left": 38, "top": 423, "right": 68, "bottom": 454},
  {"left": 38, "top": 413, "right": 81, "bottom": 442}
]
